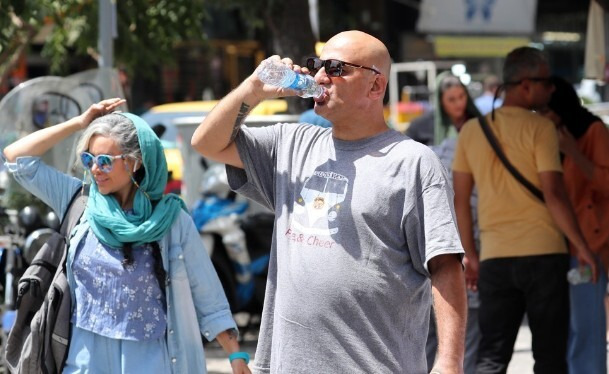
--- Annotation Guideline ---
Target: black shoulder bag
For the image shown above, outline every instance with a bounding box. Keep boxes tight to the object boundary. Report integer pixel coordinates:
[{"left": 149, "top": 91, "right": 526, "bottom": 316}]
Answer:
[
  {"left": 478, "top": 115, "right": 545, "bottom": 202},
  {"left": 5, "top": 186, "right": 89, "bottom": 374}
]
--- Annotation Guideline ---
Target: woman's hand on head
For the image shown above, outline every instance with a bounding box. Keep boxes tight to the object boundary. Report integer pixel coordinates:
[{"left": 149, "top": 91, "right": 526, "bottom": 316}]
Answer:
[{"left": 76, "top": 98, "right": 126, "bottom": 129}]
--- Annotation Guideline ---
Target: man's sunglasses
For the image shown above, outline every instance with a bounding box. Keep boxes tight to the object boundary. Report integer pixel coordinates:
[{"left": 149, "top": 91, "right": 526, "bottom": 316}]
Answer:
[
  {"left": 80, "top": 151, "right": 128, "bottom": 173},
  {"left": 305, "top": 57, "right": 381, "bottom": 77}
]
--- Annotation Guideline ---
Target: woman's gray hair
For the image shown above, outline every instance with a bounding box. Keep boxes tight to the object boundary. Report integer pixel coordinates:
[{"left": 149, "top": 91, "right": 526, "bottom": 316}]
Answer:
[{"left": 75, "top": 113, "right": 141, "bottom": 162}]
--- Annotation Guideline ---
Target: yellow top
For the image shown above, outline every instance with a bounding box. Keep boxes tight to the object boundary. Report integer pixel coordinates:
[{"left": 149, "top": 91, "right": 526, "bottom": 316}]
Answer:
[{"left": 453, "top": 106, "right": 567, "bottom": 260}]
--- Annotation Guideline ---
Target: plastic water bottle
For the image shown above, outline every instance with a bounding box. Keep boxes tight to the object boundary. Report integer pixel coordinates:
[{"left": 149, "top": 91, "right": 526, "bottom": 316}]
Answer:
[
  {"left": 257, "top": 60, "right": 324, "bottom": 99},
  {"left": 567, "top": 266, "right": 592, "bottom": 285}
]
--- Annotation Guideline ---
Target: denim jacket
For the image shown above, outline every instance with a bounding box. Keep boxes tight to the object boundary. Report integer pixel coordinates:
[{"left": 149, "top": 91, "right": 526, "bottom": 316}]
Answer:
[{"left": 4, "top": 156, "right": 236, "bottom": 374}]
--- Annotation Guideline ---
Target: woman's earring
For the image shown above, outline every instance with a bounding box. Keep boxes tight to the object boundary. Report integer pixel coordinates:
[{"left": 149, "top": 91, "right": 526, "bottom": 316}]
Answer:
[{"left": 82, "top": 169, "right": 89, "bottom": 185}]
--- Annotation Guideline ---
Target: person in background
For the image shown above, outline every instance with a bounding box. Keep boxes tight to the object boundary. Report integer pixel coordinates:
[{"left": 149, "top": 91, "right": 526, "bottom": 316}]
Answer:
[
  {"left": 453, "top": 47, "right": 597, "bottom": 373},
  {"left": 426, "top": 72, "right": 482, "bottom": 374},
  {"left": 192, "top": 30, "right": 467, "bottom": 374},
  {"left": 2, "top": 99, "right": 251, "bottom": 374},
  {"left": 541, "top": 76, "right": 609, "bottom": 374},
  {"left": 474, "top": 75, "right": 503, "bottom": 115},
  {"left": 406, "top": 72, "right": 479, "bottom": 145},
  {"left": 405, "top": 102, "right": 434, "bottom": 145}
]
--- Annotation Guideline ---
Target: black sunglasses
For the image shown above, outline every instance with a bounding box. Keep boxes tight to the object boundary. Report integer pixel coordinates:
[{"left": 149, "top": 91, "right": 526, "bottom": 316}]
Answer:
[{"left": 305, "top": 57, "right": 381, "bottom": 77}]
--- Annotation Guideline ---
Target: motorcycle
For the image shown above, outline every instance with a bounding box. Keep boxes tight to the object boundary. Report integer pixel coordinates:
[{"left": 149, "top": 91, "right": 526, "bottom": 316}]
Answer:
[
  {"left": 191, "top": 164, "right": 273, "bottom": 332},
  {"left": 0, "top": 203, "right": 59, "bottom": 367}
]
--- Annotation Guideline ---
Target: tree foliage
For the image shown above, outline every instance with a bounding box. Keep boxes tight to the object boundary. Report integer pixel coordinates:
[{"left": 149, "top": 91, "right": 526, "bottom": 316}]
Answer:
[
  {"left": 0, "top": 0, "right": 208, "bottom": 85},
  {"left": 210, "top": 0, "right": 316, "bottom": 112},
  {"left": 210, "top": 0, "right": 316, "bottom": 64}
]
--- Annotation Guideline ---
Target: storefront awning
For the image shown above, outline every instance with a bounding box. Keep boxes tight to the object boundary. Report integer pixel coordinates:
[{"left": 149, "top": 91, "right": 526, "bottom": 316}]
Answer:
[{"left": 433, "top": 36, "right": 531, "bottom": 58}]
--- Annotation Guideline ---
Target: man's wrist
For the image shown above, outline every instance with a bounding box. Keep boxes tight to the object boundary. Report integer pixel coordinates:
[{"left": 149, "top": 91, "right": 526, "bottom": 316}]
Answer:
[
  {"left": 240, "top": 77, "right": 267, "bottom": 105},
  {"left": 433, "top": 353, "right": 464, "bottom": 373}
]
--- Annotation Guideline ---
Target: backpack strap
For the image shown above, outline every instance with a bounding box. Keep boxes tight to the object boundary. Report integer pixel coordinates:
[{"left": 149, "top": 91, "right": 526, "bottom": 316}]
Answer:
[
  {"left": 478, "top": 115, "right": 545, "bottom": 202},
  {"left": 59, "top": 184, "right": 90, "bottom": 238}
]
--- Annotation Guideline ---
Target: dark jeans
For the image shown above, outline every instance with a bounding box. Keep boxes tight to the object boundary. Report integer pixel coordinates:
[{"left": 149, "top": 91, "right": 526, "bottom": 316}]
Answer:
[{"left": 476, "top": 254, "right": 569, "bottom": 374}]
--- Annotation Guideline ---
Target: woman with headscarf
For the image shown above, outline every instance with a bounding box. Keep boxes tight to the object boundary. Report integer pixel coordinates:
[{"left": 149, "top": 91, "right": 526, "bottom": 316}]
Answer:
[
  {"left": 422, "top": 73, "right": 482, "bottom": 374},
  {"left": 2, "top": 99, "right": 251, "bottom": 374},
  {"left": 543, "top": 76, "right": 609, "bottom": 374}
]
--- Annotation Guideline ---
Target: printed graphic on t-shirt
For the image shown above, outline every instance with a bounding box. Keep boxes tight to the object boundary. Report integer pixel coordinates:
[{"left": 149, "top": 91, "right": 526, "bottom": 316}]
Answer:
[{"left": 286, "top": 170, "right": 348, "bottom": 247}]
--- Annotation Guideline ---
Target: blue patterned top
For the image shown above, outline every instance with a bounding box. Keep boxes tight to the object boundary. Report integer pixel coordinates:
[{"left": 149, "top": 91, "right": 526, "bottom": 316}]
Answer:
[{"left": 71, "top": 228, "right": 166, "bottom": 340}]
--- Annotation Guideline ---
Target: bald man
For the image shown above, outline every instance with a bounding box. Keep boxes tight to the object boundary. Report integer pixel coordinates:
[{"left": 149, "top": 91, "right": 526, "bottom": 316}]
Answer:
[{"left": 192, "top": 30, "right": 467, "bottom": 374}]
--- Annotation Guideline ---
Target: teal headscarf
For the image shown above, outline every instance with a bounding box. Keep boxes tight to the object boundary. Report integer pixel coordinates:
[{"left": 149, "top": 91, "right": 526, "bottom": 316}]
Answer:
[{"left": 85, "top": 112, "right": 186, "bottom": 248}]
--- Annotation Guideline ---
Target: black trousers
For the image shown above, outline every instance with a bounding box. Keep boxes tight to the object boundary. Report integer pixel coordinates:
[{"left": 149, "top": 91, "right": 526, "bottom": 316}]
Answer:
[{"left": 476, "top": 254, "right": 569, "bottom": 374}]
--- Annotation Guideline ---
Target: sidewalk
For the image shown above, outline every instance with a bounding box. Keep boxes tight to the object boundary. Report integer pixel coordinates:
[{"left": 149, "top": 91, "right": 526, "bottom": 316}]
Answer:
[{"left": 506, "top": 322, "right": 534, "bottom": 374}]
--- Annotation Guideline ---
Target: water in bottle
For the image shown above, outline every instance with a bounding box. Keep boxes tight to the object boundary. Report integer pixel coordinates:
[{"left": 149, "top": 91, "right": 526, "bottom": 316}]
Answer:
[
  {"left": 257, "top": 60, "right": 324, "bottom": 99},
  {"left": 567, "top": 266, "right": 592, "bottom": 285}
]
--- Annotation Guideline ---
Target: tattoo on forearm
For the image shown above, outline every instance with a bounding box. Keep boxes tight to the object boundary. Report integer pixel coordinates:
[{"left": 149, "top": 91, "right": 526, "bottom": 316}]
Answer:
[{"left": 231, "top": 102, "right": 251, "bottom": 141}]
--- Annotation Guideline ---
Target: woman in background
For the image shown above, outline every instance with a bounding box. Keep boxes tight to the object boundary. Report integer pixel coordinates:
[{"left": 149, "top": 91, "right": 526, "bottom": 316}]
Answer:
[
  {"left": 406, "top": 72, "right": 480, "bottom": 145},
  {"left": 543, "top": 76, "right": 609, "bottom": 374},
  {"left": 423, "top": 73, "right": 482, "bottom": 374}
]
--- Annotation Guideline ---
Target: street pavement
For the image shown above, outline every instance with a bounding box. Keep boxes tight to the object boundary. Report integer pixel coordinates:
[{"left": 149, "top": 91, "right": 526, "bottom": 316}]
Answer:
[{"left": 205, "top": 317, "right": 538, "bottom": 374}]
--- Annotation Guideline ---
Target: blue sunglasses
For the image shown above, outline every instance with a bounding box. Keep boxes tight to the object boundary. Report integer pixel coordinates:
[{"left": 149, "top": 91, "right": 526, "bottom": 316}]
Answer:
[{"left": 80, "top": 151, "right": 128, "bottom": 173}]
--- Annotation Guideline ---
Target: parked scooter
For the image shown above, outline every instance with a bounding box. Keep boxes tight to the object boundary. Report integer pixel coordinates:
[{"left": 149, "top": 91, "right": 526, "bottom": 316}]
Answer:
[
  {"left": 191, "top": 164, "right": 273, "bottom": 328},
  {"left": 0, "top": 203, "right": 60, "bottom": 363}
]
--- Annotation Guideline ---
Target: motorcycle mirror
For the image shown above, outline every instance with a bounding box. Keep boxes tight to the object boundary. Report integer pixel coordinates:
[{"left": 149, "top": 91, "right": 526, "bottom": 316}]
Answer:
[
  {"left": 17, "top": 206, "right": 43, "bottom": 233},
  {"left": 44, "top": 211, "right": 60, "bottom": 231}
]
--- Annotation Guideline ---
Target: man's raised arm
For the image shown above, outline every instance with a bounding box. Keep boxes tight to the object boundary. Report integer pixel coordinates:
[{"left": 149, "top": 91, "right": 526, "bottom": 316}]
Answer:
[{"left": 191, "top": 56, "right": 308, "bottom": 168}]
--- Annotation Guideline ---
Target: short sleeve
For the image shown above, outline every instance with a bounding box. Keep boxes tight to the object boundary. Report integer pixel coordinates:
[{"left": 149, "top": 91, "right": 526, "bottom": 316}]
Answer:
[
  {"left": 405, "top": 155, "right": 464, "bottom": 276},
  {"left": 225, "top": 124, "right": 281, "bottom": 211},
  {"left": 452, "top": 121, "right": 475, "bottom": 174},
  {"left": 534, "top": 120, "right": 562, "bottom": 172}
]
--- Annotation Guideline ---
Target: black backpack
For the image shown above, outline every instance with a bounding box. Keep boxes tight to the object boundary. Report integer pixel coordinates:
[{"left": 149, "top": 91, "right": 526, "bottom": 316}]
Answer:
[{"left": 5, "top": 187, "right": 88, "bottom": 374}]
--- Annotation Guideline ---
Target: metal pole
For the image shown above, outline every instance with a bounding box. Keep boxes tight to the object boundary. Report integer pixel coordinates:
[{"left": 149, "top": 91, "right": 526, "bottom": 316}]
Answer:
[
  {"left": 308, "top": 0, "right": 320, "bottom": 41},
  {"left": 98, "top": 0, "right": 116, "bottom": 68}
]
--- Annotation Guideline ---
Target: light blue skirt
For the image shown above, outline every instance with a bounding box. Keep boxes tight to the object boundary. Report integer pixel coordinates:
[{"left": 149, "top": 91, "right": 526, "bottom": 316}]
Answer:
[{"left": 63, "top": 326, "right": 171, "bottom": 374}]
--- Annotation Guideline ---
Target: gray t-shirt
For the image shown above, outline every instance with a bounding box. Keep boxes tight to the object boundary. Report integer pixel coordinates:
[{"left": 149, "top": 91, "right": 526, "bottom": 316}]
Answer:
[{"left": 227, "top": 123, "right": 463, "bottom": 374}]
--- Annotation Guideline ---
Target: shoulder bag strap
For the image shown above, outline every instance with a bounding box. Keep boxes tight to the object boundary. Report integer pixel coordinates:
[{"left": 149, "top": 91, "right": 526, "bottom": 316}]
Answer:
[
  {"left": 57, "top": 185, "right": 90, "bottom": 267},
  {"left": 478, "top": 115, "right": 545, "bottom": 202},
  {"left": 59, "top": 185, "right": 89, "bottom": 237}
]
